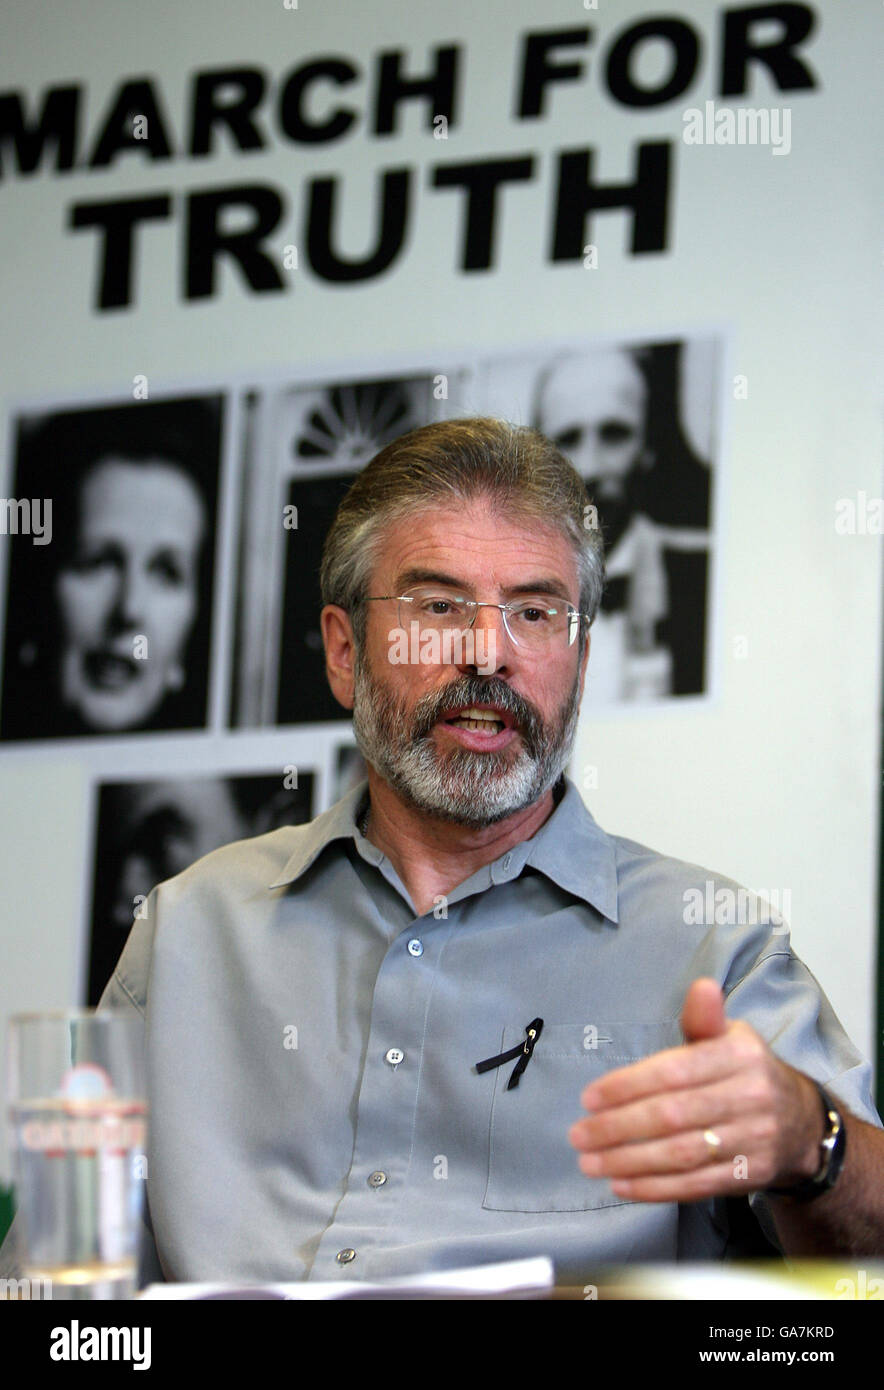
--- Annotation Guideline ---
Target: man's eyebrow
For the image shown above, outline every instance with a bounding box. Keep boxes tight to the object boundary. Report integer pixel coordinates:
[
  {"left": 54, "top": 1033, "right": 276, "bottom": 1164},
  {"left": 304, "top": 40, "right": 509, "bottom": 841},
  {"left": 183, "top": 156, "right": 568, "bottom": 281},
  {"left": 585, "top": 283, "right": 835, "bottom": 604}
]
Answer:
[
  {"left": 507, "top": 578, "right": 573, "bottom": 602},
  {"left": 394, "top": 567, "right": 465, "bottom": 591},
  {"left": 393, "top": 568, "right": 573, "bottom": 601}
]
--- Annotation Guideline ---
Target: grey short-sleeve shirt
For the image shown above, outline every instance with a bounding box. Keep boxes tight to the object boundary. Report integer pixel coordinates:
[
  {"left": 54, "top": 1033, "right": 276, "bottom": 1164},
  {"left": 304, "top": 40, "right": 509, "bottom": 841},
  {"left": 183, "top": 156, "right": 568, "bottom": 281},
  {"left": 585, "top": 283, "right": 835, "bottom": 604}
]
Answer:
[{"left": 2, "top": 777, "right": 879, "bottom": 1284}]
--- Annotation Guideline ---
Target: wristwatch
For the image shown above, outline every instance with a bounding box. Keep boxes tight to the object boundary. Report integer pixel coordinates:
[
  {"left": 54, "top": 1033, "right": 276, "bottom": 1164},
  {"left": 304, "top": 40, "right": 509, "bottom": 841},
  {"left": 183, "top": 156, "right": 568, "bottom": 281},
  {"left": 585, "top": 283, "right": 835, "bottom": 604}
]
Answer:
[{"left": 766, "top": 1081, "right": 847, "bottom": 1202}]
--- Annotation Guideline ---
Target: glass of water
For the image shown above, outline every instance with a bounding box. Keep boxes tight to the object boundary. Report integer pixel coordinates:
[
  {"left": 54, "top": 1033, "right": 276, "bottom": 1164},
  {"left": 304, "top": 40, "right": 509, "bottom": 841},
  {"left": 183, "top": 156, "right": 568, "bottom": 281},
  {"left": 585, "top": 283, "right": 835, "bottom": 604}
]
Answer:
[{"left": 7, "top": 1010, "right": 147, "bottom": 1300}]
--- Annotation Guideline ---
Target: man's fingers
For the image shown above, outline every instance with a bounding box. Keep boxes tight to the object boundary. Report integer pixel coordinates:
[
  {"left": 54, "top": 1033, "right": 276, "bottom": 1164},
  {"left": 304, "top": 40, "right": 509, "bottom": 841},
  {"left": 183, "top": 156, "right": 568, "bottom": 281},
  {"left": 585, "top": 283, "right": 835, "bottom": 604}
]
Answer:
[
  {"left": 680, "top": 976, "right": 728, "bottom": 1043},
  {"left": 579, "top": 1021, "right": 765, "bottom": 1112},
  {"left": 571, "top": 1017, "right": 802, "bottom": 1204},
  {"left": 575, "top": 1114, "right": 778, "bottom": 1181},
  {"left": 577, "top": 1129, "right": 727, "bottom": 1179},
  {"left": 607, "top": 1165, "right": 746, "bottom": 1204},
  {"left": 570, "top": 1072, "right": 774, "bottom": 1152}
]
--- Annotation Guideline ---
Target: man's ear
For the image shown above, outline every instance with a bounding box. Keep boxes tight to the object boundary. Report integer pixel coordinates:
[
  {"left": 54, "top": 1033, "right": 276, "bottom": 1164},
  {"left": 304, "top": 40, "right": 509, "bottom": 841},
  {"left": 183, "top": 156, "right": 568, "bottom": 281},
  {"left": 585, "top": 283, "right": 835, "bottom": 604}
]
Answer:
[
  {"left": 321, "top": 605, "right": 356, "bottom": 711},
  {"left": 577, "top": 627, "right": 591, "bottom": 704}
]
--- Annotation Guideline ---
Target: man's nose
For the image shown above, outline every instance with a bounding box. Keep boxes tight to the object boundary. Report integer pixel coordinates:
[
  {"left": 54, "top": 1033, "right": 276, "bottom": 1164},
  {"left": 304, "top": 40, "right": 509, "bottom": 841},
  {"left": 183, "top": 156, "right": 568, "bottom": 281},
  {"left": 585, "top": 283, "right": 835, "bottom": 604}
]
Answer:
[{"left": 456, "top": 603, "right": 512, "bottom": 676}]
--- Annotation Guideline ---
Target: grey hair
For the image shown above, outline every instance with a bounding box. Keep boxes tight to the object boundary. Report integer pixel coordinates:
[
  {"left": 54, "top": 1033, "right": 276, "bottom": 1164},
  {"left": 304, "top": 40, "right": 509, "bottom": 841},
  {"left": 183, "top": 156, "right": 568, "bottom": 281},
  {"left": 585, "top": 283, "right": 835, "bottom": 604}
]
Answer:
[{"left": 319, "top": 416, "right": 605, "bottom": 652}]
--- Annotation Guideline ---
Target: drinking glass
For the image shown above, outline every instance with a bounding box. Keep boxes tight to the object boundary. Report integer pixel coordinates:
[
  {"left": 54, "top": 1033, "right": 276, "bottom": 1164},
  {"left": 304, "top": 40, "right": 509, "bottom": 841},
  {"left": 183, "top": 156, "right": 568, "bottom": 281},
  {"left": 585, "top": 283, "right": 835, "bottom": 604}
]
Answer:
[{"left": 7, "top": 1010, "right": 147, "bottom": 1299}]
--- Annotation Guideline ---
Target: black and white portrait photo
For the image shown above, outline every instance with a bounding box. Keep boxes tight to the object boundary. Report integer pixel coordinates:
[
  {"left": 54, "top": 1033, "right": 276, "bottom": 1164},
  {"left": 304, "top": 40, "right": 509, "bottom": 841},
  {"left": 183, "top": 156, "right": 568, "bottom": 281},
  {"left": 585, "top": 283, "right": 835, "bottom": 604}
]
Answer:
[
  {"left": 0, "top": 394, "right": 223, "bottom": 741},
  {"left": 531, "top": 339, "right": 716, "bottom": 701},
  {"left": 85, "top": 768, "right": 315, "bottom": 1002}
]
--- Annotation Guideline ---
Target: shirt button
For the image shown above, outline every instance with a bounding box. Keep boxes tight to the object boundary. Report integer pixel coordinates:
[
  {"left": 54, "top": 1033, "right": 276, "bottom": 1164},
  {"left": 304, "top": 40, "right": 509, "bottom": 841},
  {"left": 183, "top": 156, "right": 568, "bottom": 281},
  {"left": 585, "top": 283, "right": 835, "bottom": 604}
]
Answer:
[
  {"left": 407, "top": 938, "right": 423, "bottom": 957},
  {"left": 502, "top": 853, "right": 512, "bottom": 872},
  {"left": 385, "top": 1047, "right": 405, "bottom": 1066},
  {"left": 335, "top": 1248, "right": 356, "bottom": 1265},
  {"left": 367, "top": 1170, "right": 388, "bottom": 1188}
]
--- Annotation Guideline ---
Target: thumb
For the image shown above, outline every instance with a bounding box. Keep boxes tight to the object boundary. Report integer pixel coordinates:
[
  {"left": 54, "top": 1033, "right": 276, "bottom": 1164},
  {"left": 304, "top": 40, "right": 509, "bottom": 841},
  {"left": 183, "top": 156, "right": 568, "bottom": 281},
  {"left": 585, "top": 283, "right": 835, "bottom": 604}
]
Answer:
[{"left": 681, "top": 977, "right": 728, "bottom": 1042}]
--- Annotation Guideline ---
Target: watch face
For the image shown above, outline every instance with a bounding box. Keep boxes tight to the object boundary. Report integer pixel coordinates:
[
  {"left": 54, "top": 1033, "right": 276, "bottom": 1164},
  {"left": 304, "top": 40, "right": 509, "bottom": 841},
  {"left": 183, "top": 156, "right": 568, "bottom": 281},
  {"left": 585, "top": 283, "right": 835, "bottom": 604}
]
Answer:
[{"left": 813, "top": 1087, "right": 847, "bottom": 1191}]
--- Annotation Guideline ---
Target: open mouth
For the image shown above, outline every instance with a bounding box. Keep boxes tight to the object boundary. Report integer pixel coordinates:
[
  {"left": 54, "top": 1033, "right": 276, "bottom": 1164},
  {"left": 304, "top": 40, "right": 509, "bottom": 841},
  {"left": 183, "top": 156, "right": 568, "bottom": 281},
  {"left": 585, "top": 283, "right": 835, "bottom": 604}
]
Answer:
[
  {"left": 84, "top": 651, "right": 140, "bottom": 690},
  {"left": 442, "top": 705, "right": 511, "bottom": 736}
]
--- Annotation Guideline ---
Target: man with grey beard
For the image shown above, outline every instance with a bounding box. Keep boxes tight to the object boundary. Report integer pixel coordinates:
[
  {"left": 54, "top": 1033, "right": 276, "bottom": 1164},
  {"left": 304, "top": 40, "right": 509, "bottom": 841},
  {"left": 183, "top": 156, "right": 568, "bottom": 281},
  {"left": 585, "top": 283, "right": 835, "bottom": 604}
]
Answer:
[
  {"left": 4, "top": 416, "right": 880, "bottom": 1290},
  {"left": 350, "top": 658, "right": 582, "bottom": 831}
]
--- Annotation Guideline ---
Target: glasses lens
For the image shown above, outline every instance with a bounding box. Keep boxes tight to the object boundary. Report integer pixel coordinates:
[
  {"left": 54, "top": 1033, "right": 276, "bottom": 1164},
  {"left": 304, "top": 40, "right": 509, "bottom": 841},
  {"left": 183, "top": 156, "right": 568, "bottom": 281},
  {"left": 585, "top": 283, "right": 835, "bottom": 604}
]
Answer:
[
  {"left": 400, "top": 587, "right": 472, "bottom": 633},
  {"left": 506, "top": 599, "right": 568, "bottom": 648}
]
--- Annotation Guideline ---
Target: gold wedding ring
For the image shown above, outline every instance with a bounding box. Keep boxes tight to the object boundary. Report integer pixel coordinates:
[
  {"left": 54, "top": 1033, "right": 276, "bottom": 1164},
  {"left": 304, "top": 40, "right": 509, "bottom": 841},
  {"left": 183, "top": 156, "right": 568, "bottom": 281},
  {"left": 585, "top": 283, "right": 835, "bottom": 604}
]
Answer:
[{"left": 703, "top": 1128, "right": 723, "bottom": 1161}]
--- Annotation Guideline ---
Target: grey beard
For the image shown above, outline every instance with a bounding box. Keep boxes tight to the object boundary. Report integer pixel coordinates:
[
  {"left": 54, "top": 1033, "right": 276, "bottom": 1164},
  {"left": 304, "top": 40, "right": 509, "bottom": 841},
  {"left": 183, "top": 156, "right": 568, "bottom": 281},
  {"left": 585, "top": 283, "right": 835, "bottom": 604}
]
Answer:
[{"left": 351, "top": 657, "right": 581, "bottom": 828}]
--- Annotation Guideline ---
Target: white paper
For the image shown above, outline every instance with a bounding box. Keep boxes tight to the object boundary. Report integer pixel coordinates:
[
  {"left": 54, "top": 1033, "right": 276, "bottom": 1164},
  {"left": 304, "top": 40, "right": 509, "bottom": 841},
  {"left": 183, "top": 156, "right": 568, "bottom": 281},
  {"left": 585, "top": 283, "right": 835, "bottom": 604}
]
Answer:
[{"left": 138, "top": 1255, "right": 555, "bottom": 1300}]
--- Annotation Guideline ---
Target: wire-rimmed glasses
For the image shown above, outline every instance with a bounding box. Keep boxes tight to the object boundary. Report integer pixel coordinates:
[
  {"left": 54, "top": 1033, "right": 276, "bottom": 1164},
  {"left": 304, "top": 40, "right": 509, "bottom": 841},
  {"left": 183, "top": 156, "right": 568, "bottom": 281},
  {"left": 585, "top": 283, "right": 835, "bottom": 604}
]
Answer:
[{"left": 363, "top": 584, "right": 588, "bottom": 648}]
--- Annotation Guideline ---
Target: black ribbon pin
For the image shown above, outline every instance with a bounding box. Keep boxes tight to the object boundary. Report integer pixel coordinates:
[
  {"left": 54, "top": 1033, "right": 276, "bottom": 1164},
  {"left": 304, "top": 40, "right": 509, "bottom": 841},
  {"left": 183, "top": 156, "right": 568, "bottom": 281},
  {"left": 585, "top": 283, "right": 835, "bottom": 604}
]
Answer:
[{"left": 475, "top": 1017, "right": 544, "bottom": 1090}]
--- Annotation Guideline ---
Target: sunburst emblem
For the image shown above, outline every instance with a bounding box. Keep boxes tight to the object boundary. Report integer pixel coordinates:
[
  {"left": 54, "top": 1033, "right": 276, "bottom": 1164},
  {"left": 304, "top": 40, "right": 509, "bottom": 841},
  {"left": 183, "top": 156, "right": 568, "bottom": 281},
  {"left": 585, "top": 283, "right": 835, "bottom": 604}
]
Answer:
[{"left": 296, "top": 381, "right": 420, "bottom": 466}]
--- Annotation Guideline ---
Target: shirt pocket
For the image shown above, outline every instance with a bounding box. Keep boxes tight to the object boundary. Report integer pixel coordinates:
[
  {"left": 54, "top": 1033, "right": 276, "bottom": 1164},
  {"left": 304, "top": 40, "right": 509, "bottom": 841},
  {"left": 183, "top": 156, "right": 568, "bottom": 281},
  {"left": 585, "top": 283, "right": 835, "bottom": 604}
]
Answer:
[{"left": 482, "top": 1019, "right": 683, "bottom": 1213}]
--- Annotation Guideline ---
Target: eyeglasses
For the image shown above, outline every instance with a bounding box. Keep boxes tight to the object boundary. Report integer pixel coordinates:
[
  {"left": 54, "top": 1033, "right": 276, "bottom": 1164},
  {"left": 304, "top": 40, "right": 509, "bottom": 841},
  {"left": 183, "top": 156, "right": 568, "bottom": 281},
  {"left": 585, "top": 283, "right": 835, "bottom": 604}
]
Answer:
[{"left": 363, "top": 585, "right": 588, "bottom": 649}]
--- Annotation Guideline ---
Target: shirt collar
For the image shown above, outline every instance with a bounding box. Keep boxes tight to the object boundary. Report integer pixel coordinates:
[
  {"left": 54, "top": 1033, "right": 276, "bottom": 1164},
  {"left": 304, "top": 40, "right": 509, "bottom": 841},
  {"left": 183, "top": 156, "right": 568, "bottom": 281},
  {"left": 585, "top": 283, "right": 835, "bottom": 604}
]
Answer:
[
  {"left": 267, "top": 775, "right": 619, "bottom": 924},
  {"left": 521, "top": 777, "right": 619, "bottom": 923},
  {"left": 266, "top": 780, "right": 368, "bottom": 890}
]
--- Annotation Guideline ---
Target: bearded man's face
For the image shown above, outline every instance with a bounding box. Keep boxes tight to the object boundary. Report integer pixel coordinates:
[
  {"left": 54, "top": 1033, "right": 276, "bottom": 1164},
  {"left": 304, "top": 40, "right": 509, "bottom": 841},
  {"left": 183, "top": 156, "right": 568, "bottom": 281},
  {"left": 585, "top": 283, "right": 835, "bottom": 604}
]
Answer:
[{"left": 346, "top": 499, "right": 589, "bottom": 827}]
